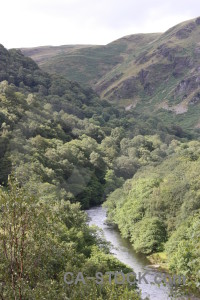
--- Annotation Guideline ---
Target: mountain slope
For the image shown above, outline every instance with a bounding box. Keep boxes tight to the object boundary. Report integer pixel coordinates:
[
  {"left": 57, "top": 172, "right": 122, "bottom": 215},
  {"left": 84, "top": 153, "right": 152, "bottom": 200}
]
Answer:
[
  {"left": 21, "top": 33, "right": 161, "bottom": 87},
  {"left": 96, "top": 17, "right": 200, "bottom": 133},
  {"left": 21, "top": 17, "right": 200, "bottom": 132},
  {"left": 98, "top": 17, "right": 200, "bottom": 110}
]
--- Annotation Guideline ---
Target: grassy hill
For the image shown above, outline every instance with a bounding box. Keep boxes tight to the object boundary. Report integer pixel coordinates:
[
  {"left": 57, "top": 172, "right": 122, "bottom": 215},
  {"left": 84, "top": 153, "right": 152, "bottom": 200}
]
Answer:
[
  {"left": 21, "top": 17, "right": 200, "bottom": 133},
  {"left": 21, "top": 34, "right": 160, "bottom": 87},
  {"left": 20, "top": 44, "right": 91, "bottom": 64}
]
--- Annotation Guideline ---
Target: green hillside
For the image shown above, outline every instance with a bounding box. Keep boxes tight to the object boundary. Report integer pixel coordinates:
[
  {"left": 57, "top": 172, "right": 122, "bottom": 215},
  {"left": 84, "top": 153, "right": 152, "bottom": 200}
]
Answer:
[
  {"left": 21, "top": 17, "right": 200, "bottom": 132},
  {"left": 21, "top": 33, "right": 160, "bottom": 87},
  {"left": 1, "top": 43, "right": 185, "bottom": 206}
]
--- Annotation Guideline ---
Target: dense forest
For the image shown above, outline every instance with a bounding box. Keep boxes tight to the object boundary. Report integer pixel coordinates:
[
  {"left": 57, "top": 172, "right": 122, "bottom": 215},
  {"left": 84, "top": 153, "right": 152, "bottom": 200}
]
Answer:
[
  {"left": 104, "top": 139, "right": 200, "bottom": 292},
  {"left": 0, "top": 44, "right": 144, "bottom": 299},
  {"left": 0, "top": 42, "right": 200, "bottom": 299}
]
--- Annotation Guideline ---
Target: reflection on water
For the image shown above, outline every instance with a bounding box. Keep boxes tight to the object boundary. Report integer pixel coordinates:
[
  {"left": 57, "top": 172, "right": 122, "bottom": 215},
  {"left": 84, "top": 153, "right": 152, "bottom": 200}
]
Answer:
[{"left": 86, "top": 206, "right": 189, "bottom": 300}]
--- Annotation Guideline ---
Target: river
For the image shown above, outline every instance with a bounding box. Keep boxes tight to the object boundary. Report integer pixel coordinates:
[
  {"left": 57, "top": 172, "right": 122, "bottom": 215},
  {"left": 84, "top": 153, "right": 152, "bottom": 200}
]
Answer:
[{"left": 86, "top": 206, "right": 192, "bottom": 300}]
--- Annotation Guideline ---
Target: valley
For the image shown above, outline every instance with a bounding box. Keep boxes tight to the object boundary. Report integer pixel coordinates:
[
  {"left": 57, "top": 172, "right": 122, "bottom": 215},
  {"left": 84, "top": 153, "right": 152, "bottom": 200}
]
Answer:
[{"left": 0, "top": 16, "right": 200, "bottom": 300}]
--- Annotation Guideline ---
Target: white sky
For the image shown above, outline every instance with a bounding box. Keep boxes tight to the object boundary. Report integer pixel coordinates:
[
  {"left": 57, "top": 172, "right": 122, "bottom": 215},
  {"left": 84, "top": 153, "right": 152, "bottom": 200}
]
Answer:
[{"left": 1, "top": 0, "right": 200, "bottom": 48}]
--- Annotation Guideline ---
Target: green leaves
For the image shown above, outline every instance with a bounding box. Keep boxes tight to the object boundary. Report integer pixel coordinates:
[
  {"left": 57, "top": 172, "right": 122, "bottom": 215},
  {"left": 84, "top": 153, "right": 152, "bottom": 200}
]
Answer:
[
  {"left": 104, "top": 139, "right": 200, "bottom": 289},
  {"left": 0, "top": 178, "right": 141, "bottom": 299}
]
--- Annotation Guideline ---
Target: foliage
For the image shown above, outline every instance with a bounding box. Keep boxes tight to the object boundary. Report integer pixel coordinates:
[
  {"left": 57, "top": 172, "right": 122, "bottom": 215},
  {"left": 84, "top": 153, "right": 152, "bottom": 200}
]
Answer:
[
  {"left": 104, "top": 140, "right": 200, "bottom": 290},
  {"left": 0, "top": 47, "right": 184, "bottom": 208},
  {"left": 0, "top": 177, "right": 140, "bottom": 299}
]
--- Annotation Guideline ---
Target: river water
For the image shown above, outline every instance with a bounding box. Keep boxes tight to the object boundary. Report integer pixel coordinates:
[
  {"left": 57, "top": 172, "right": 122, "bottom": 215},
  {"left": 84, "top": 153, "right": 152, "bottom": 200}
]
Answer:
[{"left": 86, "top": 206, "right": 191, "bottom": 300}]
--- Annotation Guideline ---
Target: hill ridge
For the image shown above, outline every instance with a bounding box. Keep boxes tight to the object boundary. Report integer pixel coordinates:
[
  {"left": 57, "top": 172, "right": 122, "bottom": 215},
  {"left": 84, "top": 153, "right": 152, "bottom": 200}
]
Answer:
[{"left": 21, "top": 17, "right": 200, "bottom": 132}]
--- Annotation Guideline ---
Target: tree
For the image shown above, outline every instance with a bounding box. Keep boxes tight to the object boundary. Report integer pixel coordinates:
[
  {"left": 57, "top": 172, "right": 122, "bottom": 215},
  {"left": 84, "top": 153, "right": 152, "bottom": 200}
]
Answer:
[
  {"left": 0, "top": 177, "right": 65, "bottom": 299},
  {"left": 131, "top": 217, "right": 167, "bottom": 254},
  {"left": 104, "top": 169, "right": 124, "bottom": 196}
]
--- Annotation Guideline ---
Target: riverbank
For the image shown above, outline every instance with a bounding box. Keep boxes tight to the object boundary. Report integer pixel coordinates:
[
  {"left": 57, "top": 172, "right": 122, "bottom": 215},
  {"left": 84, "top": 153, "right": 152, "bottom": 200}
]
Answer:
[
  {"left": 87, "top": 206, "right": 176, "bottom": 300},
  {"left": 147, "top": 252, "right": 169, "bottom": 272},
  {"left": 147, "top": 252, "right": 200, "bottom": 300}
]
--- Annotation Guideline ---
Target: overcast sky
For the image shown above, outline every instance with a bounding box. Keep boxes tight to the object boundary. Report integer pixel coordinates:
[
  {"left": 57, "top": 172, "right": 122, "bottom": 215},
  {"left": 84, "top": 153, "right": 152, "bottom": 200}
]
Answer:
[{"left": 1, "top": 0, "right": 200, "bottom": 48}]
